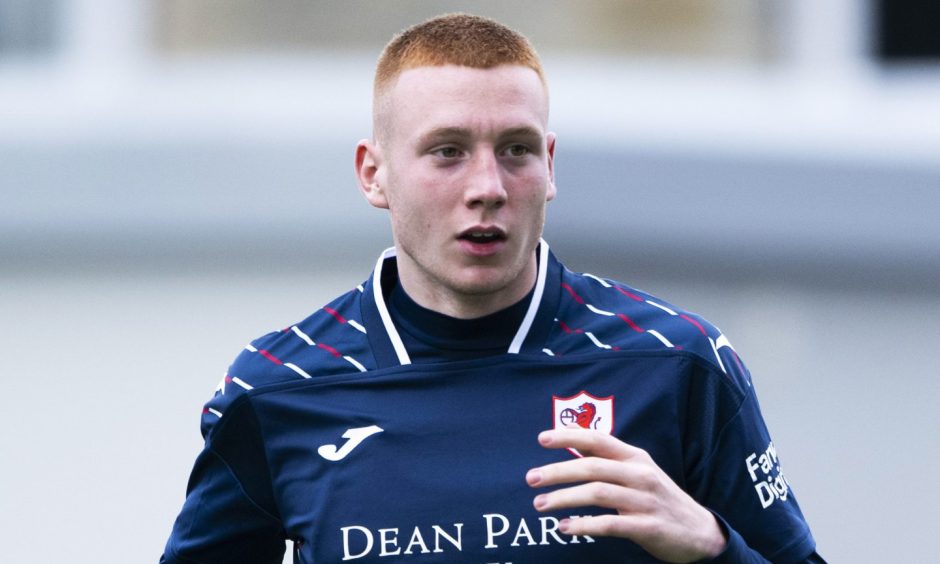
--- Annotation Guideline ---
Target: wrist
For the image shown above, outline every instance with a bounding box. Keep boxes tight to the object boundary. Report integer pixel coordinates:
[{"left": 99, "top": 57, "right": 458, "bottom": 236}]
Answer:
[{"left": 698, "top": 510, "right": 729, "bottom": 560}]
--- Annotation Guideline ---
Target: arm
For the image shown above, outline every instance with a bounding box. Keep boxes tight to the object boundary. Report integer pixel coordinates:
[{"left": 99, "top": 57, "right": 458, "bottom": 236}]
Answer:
[
  {"left": 709, "top": 512, "right": 826, "bottom": 563},
  {"left": 161, "top": 448, "right": 286, "bottom": 564},
  {"left": 162, "top": 393, "right": 286, "bottom": 563}
]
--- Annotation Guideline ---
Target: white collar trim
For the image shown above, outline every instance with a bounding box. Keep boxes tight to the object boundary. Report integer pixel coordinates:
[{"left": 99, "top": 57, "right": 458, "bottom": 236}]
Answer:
[{"left": 373, "top": 238, "right": 550, "bottom": 366}]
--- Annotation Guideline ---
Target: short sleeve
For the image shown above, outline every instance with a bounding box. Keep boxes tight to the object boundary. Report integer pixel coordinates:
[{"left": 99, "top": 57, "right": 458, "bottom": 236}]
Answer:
[
  {"left": 685, "top": 361, "right": 817, "bottom": 562},
  {"left": 161, "top": 398, "right": 285, "bottom": 564}
]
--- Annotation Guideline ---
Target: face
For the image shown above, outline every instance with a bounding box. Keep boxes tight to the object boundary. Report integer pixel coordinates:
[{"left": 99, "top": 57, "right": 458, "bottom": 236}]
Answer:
[{"left": 356, "top": 64, "right": 556, "bottom": 318}]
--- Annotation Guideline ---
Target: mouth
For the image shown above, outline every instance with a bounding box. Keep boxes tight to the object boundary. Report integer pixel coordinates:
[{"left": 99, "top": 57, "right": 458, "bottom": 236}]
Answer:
[{"left": 457, "top": 227, "right": 507, "bottom": 244}]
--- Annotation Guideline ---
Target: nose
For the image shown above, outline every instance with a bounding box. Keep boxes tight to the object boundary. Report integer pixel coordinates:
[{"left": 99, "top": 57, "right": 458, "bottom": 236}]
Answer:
[{"left": 463, "top": 150, "right": 507, "bottom": 209}]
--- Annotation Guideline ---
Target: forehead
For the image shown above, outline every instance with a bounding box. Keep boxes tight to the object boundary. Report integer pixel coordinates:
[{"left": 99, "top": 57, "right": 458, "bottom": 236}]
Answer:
[{"left": 379, "top": 64, "right": 549, "bottom": 140}]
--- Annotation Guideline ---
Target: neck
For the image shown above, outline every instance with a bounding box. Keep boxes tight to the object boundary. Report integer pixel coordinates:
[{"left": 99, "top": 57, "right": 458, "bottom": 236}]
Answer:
[{"left": 397, "top": 255, "right": 537, "bottom": 320}]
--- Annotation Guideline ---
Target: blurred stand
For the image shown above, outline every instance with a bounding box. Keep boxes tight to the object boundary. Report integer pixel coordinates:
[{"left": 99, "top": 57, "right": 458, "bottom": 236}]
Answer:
[
  {"left": 2, "top": 0, "right": 939, "bottom": 290},
  {"left": 1, "top": 1, "right": 938, "bottom": 562}
]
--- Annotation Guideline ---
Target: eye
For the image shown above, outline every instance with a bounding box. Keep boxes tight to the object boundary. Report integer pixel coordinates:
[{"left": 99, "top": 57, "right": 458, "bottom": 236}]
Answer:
[
  {"left": 504, "top": 144, "right": 530, "bottom": 157},
  {"left": 433, "top": 146, "right": 463, "bottom": 159}
]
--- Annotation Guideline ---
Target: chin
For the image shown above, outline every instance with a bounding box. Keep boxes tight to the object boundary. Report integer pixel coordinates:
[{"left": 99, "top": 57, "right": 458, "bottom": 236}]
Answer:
[
  {"left": 449, "top": 272, "right": 518, "bottom": 298},
  {"left": 452, "top": 256, "right": 533, "bottom": 294}
]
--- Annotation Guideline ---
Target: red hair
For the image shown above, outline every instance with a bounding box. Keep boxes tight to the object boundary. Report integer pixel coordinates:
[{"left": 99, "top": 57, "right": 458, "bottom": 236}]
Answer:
[{"left": 374, "top": 13, "right": 545, "bottom": 96}]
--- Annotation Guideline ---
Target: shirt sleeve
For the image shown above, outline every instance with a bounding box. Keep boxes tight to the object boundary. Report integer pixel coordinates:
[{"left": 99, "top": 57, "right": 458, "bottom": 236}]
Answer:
[
  {"left": 705, "top": 512, "right": 826, "bottom": 563},
  {"left": 683, "top": 353, "right": 820, "bottom": 563},
  {"left": 161, "top": 396, "right": 285, "bottom": 564}
]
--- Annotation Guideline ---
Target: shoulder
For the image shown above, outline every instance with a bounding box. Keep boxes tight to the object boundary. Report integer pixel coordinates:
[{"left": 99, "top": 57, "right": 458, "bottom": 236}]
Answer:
[
  {"left": 199, "top": 284, "right": 375, "bottom": 438},
  {"left": 549, "top": 266, "right": 752, "bottom": 394}
]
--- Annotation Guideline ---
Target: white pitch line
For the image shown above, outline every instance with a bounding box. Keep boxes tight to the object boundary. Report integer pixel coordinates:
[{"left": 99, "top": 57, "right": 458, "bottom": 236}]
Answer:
[
  {"left": 647, "top": 329, "right": 675, "bottom": 348},
  {"left": 646, "top": 300, "right": 677, "bottom": 316},
  {"left": 291, "top": 326, "right": 316, "bottom": 346},
  {"left": 284, "top": 362, "right": 313, "bottom": 379}
]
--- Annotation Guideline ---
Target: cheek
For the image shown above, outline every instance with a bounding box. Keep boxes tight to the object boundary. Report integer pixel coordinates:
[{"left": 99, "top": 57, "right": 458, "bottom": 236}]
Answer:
[
  {"left": 509, "top": 175, "right": 552, "bottom": 230},
  {"left": 514, "top": 171, "right": 553, "bottom": 204},
  {"left": 393, "top": 171, "right": 453, "bottom": 214},
  {"left": 388, "top": 193, "right": 434, "bottom": 238}
]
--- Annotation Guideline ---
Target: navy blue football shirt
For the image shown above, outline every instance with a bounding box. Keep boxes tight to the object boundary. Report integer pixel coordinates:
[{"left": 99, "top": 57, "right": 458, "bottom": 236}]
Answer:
[{"left": 162, "top": 241, "right": 820, "bottom": 563}]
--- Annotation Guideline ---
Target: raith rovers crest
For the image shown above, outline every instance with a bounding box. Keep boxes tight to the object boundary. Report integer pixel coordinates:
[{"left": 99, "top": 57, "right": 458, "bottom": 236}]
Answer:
[{"left": 552, "top": 390, "right": 614, "bottom": 432}]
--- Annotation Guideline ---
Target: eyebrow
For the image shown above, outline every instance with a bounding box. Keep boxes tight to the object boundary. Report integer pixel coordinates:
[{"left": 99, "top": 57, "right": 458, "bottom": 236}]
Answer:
[
  {"left": 418, "top": 127, "right": 472, "bottom": 146},
  {"left": 499, "top": 126, "right": 544, "bottom": 142},
  {"left": 417, "top": 125, "right": 544, "bottom": 146}
]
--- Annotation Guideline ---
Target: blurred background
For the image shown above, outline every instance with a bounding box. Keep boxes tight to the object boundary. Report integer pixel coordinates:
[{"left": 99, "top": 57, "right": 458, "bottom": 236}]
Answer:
[{"left": 1, "top": 1, "right": 938, "bottom": 561}]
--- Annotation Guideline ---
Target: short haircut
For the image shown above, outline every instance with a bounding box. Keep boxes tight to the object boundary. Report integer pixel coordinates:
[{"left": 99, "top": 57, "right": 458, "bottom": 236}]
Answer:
[
  {"left": 371, "top": 13, "right": 546, "bottom": 140},
  {"left": 375, "top": 13, "right": 545, "bottom": 95}
]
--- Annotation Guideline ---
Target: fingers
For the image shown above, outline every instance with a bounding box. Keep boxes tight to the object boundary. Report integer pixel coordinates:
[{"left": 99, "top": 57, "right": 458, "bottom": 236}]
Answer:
[
  {"left": 527, "top": 429, "right": 661, "bottom": 516},
  {"left": 536, "top": 427, "right": 648, "bottom": 462},
  {"left": 557, "top": 513, "right": 647, "bottom": 539},
  {"left": 527, "top": 455, "right": 658, "bottom": 515},
  {"left": 527, "top": 426, "right": 666, "bottom": 511},
  {"left": 528, "top": 427, "right": 656, "bottom": 492},
  {"left": 532, "top": 480, "right": 651, "bottom": 514},
  {"left": 526, "top": 427, "right": 728, "bottom": 562},
  {"left": 526, "top": 454, "right": 652, "bottom": 491}
]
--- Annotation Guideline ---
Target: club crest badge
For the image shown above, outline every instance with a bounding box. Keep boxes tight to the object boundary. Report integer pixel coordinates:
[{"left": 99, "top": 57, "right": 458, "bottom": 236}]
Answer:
[{"left": 552, "top": 391, "right": 614, "bottom": 456}]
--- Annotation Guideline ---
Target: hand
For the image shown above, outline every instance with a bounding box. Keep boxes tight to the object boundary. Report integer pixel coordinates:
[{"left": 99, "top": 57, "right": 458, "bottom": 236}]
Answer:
[{"left": 526, "top": 427, "right": 727, "bottom": 563}]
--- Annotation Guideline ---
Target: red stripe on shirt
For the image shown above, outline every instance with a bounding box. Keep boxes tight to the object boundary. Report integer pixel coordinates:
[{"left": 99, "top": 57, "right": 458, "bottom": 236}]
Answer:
[
  {"left": 617, "top": 313, "right": 645, "bottom": 333},
  {"left": 324, "top": 307, "right": 347, "bottom": 324},
  {"left": 615, "top": 286, "right": 644, "bottom": 302},
  {"left": 679, "top": 313, "right": 708, "bottom": 336},
  {"left": 317, "top": 343, "right": 342, "bottom": 358},
  {"left": 258, "top": 349, "right": 283, "bottom": 365},
  {"left": 558, "top": 320, "right": 584, "bottom": 334},
  {"left": 560, "top": 282, "right": 585, "bottom": 304}
]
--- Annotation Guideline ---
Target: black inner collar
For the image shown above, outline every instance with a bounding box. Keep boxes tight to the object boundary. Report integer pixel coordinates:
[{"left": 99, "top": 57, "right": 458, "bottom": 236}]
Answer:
[{"left": 388, "top": 280, "right": 534, "bottom": 361}]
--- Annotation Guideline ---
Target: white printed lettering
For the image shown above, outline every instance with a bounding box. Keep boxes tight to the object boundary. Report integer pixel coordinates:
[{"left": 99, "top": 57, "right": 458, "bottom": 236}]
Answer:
[
  {"left": 403, "top": 528, "right": 429, "bottom": 555},
  {"left": 755, "top": 481, "right": 775, "bottom": 508},
  {"left": 510, "top": 518, "right": 535, "bottom": 547},
  {"left": 538, "top": 517, "right": 566, "bottom": 545},
  {"left": 378, "top": 528, "right": 400, "bottom": 557},
  {"left": 483, "top": 513, "right": 510, "bottom": 549},
  {"left": 432, "top": 524, "right": 463, "bottom": 553},
  {"left": 745, "top": 453, "right": 759, "bottom": 482},
  {"left": 341, "top": 514, "right": 595, "bottom": 559},
  {"left": 759, "top": 453, "right": 772, "bottom": 474},
  {"left": 744, "top": 441, "right": 791, "bottom": 510},
  {"left": 773, "top": 473, "right": 790, "bottom": 501},
  {"left": 767, "top": 441, "right": 778, "bottom": 463},
  {"left": 341, "top": 526, "right": 373, "bottom": 561}
]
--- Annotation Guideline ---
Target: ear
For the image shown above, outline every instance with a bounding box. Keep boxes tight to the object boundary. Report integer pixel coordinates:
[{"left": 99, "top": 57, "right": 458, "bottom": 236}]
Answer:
[
  {"left": 545, "top": 132, "right": 557, "bottom": 202},
  {"left": 355, "top": 139, "right": 389, "bottom": 209}
]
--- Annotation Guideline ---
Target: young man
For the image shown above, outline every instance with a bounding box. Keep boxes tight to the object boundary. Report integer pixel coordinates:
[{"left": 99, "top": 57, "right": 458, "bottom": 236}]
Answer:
[{"left": 162, "top": 14, "right": 821, "bottom": 563}]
